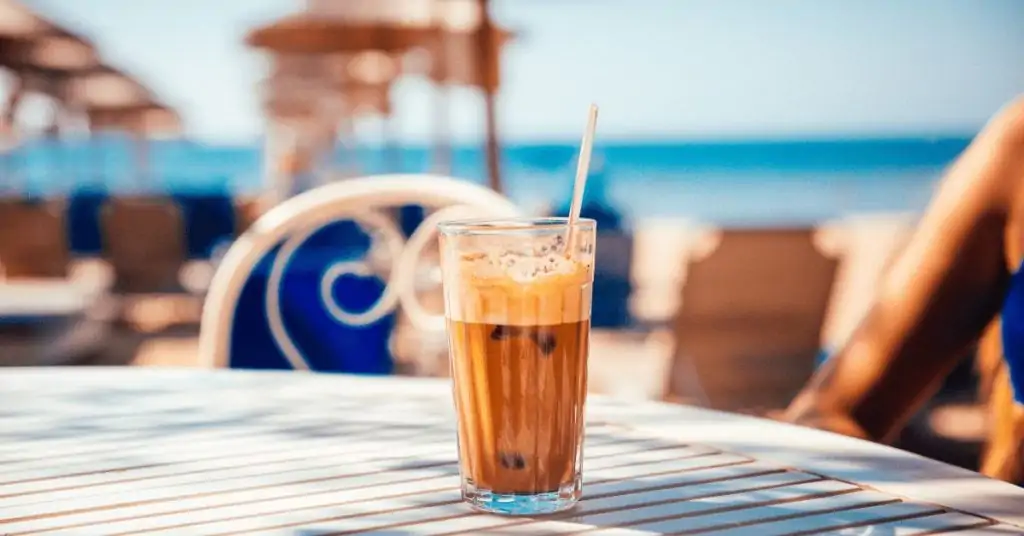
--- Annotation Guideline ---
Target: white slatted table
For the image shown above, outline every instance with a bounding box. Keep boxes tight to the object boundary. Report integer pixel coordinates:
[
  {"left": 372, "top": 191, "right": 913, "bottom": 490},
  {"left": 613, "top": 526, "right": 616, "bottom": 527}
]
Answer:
[{"left": 0, "top": 368, "right": 1021, "bottom": 535}]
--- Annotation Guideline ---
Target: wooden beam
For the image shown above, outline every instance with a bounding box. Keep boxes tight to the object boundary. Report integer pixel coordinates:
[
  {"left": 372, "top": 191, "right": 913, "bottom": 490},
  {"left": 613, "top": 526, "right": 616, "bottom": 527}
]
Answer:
[{"left": 476, "top": 0, "right": 502, "bottom": 193}]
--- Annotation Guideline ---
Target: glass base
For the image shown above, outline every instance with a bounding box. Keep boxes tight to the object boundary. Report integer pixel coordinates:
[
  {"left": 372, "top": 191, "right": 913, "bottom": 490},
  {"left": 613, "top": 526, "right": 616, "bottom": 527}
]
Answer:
[{"left": 463, "top": 479, "right": 581, "bottom": 516}]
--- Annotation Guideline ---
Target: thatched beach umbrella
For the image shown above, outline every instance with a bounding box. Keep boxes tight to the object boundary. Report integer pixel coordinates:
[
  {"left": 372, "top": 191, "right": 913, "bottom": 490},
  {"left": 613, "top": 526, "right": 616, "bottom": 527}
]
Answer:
[
  {"left": 422, "top": 4, "right": 513, "bottom": 88},
  {"left": 247, "top": 0, "right": 437, "bottom": 56},
  {"left": 248, "top": 0, "right": 436, "bottom": 185},
  {"left": 0, "top": 0, "right": 100, "bottom": 154},
  {"left": 268, "top": 50, "right": 399, "bottom": 117},
  {"left": 248, "top": 0, "right": 511, "bottom": 192},
  {"left": 64, "top": 65, "right": 154, "bottom": 113},
  {"left": 0, "top": 0, "right": 100, "bottom": 92},
  {"left": 247, "top": 15, "right": 437, "bottom": 56},
  {"left": 404, "top": 0, "right": 513, "bottom": 183},
  {"left": 0, "top": 32, "right": 98, "bottom": 74},
  {"left": 260, "top": 46, "right": 404, "bottom": 193},
  {"left": 0, "top": 0, "right": 105, "bottom": 192},
  {"left": 85, "top": 101, "right": 180, "bottom": 136},
  {"left": 0, "top": 0, "right": 43, "bottom": 37},
  {"left": 0, "top": 0, "right": 98, "bottom": 68}
]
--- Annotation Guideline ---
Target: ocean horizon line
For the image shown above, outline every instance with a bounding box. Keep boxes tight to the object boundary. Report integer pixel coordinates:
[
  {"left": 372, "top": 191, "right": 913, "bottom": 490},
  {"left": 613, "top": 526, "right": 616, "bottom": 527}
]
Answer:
[{"left": 27, "top": 132, "right": 976, "bottom": 151}]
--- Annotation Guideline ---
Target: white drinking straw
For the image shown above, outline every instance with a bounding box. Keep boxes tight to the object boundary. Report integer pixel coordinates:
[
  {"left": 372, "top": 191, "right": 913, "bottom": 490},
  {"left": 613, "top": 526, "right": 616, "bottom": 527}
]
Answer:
[{"left": 566, "top": 103, "right": 599, "bottom": 257}]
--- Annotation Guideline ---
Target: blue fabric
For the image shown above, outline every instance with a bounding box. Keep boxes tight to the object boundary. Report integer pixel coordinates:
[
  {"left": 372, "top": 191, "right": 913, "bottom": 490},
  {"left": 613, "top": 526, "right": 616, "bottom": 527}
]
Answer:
[
  {"left": 398, "top": 205, "right": 426, "bottom": 238},
  {"left": 67, "top": 189, "right": 107, "bottom": 255},
  {"left": 1000, "top": 265, "right": 1024, "bottom": 404},
  {"left": 174, "top": 192, "right": 236, "bottom": 259},
  {"left": 590, "top": 278, "right": 631, "bottom": 328},
  {"left": 550, "top": 167, "right": 632, "bottom": 328},
  {"left": 228, "top": 219, "right": 395, "bottom": 374}
]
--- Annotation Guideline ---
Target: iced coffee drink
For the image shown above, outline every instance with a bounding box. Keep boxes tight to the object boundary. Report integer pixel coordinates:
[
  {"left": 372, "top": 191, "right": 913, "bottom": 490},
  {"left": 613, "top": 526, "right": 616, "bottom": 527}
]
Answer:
[{"left": 438, "top": 217, "right": 596, "bottom": 516}]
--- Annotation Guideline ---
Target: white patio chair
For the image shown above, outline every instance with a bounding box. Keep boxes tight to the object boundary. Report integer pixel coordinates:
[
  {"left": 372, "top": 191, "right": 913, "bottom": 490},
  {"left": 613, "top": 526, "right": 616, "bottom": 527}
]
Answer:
[{"left": 197, "top": 174, "right": 522, "bottom": 370}]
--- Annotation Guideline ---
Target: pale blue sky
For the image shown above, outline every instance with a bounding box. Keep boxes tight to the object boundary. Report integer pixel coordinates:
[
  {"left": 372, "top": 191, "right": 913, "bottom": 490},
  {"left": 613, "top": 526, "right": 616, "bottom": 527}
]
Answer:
[{"left": 19, "top": 0, "right": 1024, "bottom": 142}]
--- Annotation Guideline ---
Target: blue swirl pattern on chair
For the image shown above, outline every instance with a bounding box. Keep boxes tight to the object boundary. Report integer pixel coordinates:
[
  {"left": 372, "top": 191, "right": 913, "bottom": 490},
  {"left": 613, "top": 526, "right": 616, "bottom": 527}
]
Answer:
[
  {"left": 198, "top": 175, "right": 523, "bottom": 372},
  {"left": 229, "top": 220, "right": 395, "bottom": 373}
]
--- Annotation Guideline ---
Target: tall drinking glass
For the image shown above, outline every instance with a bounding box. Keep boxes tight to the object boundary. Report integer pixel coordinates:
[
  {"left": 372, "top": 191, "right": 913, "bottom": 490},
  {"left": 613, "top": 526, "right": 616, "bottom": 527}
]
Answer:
[{"left": 438, "top": 217, "right": 596, "bottom": 516}]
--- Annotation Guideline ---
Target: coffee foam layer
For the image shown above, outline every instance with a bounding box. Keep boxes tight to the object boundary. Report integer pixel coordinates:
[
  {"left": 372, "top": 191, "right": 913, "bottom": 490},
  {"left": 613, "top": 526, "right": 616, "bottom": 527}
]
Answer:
[{"left": 446, "top": 249, "right": 592, "bottom": 326}]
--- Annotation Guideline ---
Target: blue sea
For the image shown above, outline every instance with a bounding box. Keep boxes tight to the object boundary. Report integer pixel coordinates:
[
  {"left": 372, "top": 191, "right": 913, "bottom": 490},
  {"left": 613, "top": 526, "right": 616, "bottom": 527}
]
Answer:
[{"left": 2, "top": 135, "right": 972, "bottom": 227}]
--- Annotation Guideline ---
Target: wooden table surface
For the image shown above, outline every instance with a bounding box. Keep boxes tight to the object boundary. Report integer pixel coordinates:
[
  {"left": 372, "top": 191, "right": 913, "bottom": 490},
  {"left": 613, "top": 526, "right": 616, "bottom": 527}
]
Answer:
[{"left": 0, "top": 368, "right": 1022, "bottom": 535}]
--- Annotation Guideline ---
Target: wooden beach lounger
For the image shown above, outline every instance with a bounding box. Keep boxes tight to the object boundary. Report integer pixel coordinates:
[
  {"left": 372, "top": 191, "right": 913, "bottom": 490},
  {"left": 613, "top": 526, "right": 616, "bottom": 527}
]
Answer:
[
  {"left": 666, "top": 227, "right": 839, "bottom": 411},
  {"left": 0, "top": 199, "right": 70, "bottom": 279},
  {"left": 101, "top": 197, "right": 186, "bottom": 294}
]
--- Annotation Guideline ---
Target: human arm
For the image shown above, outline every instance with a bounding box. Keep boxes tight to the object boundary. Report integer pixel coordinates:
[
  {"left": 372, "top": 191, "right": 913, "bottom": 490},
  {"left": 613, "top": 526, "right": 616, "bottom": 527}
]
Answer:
[{"left": 784, "top": 98, "right": 1024, "bottom": 443}]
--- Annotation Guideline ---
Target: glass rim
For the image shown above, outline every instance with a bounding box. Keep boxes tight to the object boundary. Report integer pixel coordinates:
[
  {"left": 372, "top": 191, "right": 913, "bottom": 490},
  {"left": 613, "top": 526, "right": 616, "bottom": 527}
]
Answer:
[{"left": 437, "top": 216, "right": 596, "bottom": 235}]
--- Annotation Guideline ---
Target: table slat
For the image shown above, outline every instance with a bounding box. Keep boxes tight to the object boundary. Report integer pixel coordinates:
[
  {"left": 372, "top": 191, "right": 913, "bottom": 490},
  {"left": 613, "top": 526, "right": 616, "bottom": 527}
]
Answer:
[
  {"left": 0, "top": 430, "right": 664, "bottom": 506},
  {"left": 827, "top": 512, "right": 997, "bottom": 535},
  {"left": 0, "top": 449, "right": 748, "bottom": 534},
  {"left": 620, "top": 493, "right": 934, "bottom": 534},
  {"left": 142, "top": 463, "right": 795, "bottom": 536},
  {"left": 0, "top": 369, "right": 1018, "bottom": 536}
]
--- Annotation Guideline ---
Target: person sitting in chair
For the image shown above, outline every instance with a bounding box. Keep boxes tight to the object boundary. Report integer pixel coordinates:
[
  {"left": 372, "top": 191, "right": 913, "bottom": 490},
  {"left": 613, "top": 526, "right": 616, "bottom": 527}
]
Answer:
[{"left": 784, "top": 95, "right": 1024, "bottom": 484}]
